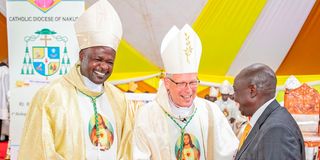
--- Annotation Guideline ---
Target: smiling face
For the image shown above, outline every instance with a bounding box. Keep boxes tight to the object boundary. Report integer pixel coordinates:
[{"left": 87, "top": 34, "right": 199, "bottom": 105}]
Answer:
[
  {"left": 234, "top": 64, "right": 278, "bottom": 117},
  {"left": 79, "top": 46, "right": 116, "bottom": 84},
  {"left": 164, "top": 73, "right": 198, "bottom": 107},
  {"left": 233, "top": 78, "right": 254, "bottom": 116}
]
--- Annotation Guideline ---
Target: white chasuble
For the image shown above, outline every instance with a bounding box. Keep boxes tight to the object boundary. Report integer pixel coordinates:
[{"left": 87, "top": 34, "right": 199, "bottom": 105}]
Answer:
[
  {"left": 133, "top": 84, "right": 239, "bottom": 160},
  {"left": 78, "top": 92, "right": 117, "bottom": 159}
]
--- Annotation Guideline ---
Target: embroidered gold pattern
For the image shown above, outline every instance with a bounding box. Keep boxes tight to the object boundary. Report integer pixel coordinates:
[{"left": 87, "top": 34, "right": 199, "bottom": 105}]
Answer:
[{"left": 184, "top": 32, "right": 193, "bottom": 63}]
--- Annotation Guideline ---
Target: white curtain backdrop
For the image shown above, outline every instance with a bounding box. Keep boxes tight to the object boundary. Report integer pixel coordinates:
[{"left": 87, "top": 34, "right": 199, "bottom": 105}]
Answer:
[{"left": 227, "top": 0, "right": 316, "bottom": 76}]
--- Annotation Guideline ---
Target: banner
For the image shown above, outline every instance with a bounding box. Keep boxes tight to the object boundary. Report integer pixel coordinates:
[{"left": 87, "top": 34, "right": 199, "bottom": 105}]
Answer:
[{"left": 6, "top": 0, "right": 84, "bottom": 158}]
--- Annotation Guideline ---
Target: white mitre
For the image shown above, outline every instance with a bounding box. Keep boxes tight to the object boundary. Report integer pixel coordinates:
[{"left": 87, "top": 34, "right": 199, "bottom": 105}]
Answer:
[
  {"left": 220, "top": 80, "right": 231, "bottom": 94},
  {"left": 160, "top": 24, "right": 202, "bottom": 74},
  {"left": 209, "top": 87, "right": 218, "bottom": 97},
  {"left": 284, "top": 75, "right": 301, "bottom": 90},
  {"left": 74, "top": 0, "right": 123, "bottom": 50}
]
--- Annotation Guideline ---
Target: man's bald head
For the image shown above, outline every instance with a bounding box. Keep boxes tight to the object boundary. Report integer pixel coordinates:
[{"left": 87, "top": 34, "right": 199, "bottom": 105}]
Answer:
[
  {"left": 233, "top": 63, "right": 277, "bottom": 116},
  {"left": 236, "top": 63, "right": 276, "bottom": 97}
]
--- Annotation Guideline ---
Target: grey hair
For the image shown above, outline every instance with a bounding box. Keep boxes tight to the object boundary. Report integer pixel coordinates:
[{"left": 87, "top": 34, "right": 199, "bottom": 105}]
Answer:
[{"left": 239, "top": 63, "right": 277, "bottom": 96}]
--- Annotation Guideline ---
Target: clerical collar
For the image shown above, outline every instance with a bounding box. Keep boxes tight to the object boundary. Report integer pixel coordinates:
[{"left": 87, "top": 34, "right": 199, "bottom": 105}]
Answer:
[
  {"left": 168, "top": 97, "right": 194, "bottom": 118},
  {"left": 81, "top": 75, "right": 103, "bottom": 92}
]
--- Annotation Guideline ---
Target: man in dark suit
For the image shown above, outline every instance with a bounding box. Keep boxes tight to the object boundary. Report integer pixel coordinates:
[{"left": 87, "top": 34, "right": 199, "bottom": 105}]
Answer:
[{"left": 233, "top": 63, "right": 305, "bottom": 160}]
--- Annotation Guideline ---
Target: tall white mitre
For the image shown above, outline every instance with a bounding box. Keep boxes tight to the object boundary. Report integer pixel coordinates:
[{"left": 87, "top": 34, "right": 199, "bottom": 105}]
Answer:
[
  {"left": 160, "top": 24, "right": 202, "bottom": 74},
  {"left": 74, "top": 0, "right": 123, "bottom": 50},
  {"left": 284, "top": 75, "right": 301, "bottom": 90},
  {"left": 209, "top": 86, "right": 218, "bottom": 97},
  {"left": 220, "top": 80, "right": 231, "bottom": 94}
]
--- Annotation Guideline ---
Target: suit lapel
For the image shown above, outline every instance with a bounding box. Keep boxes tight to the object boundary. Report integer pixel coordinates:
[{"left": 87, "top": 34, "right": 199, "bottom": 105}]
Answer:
[{"left": 235, "top": 100, "right": 280, "bottom": 159}]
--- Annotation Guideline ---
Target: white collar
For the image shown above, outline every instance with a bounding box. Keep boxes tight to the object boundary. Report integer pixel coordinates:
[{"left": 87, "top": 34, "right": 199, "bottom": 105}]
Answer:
[
  {"left": 81, "top": 75, "right": 103, "bottom": 92},
  {"left": 249, "top": 97, "right": 275, "bottom": 127},
  {"left": 168, "top": 97, "right": 194, "bottom": 118}
]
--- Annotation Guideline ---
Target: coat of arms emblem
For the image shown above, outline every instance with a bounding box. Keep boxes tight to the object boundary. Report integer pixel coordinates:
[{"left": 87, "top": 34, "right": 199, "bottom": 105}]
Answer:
[{"left": 21, "top": 28, "right": 71, "bottom": 78}]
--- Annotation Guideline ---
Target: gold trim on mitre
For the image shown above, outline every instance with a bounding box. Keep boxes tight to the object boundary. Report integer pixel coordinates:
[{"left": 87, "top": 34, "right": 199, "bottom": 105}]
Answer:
[
  {"left": 184, "top": 32, "right": 193, "bottom": 63},
  {"left": 74, "top": 0, "right": 123, "bottom": 51},
  {"left": 160, "top": 24, "right": 202, "bottom": 74}
]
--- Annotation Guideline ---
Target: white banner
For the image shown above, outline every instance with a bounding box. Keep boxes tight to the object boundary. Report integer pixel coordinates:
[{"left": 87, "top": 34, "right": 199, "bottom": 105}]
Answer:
[{"left": 6, "top": 0, "right": 84, "bottom": 159}]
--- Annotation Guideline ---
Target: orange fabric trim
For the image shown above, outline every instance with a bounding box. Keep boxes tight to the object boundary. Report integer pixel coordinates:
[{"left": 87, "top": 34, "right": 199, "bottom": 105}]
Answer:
[
  {"left": 276, "top": 1, "right": 320, "bottom": 75},
  {"left": 0, "top": 13, "right": 8, "bottom": 61}
]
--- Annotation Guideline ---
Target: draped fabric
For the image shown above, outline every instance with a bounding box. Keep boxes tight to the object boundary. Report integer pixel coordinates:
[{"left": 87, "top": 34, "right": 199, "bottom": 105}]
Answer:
[
  {"left": 227, "top": 0, "right": 316, "bottom": 76},
  {"left": 1, "top": 0, "right": 320, "bottom": 90}
]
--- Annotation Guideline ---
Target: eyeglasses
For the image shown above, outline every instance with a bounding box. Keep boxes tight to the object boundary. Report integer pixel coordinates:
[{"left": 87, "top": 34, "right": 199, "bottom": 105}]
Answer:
[{"left": 167, "top": 78, "right": 200, "bottom": 88}]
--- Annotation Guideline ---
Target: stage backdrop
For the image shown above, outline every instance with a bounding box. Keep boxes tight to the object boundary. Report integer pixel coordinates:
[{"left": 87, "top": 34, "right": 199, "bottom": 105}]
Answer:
[{"left": 6, "top": 0, "right": 84, "bottom": 159}]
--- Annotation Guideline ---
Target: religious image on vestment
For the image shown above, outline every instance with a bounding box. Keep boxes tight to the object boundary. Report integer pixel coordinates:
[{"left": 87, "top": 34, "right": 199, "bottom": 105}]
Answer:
[
  {"left": 88, "top": 113, "right": 114, "bottom": 151},
  {"left": 175, "top": 133, "right": 201, "bottom": 160}
]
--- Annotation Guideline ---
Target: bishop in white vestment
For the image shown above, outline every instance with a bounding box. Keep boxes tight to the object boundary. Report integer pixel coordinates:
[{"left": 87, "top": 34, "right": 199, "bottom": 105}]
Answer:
[{"left": 132, "top": 24, "right": 238, "bottom": 160}]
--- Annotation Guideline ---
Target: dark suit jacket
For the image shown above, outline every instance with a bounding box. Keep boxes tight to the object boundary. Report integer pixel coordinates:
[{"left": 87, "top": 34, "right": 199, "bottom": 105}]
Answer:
[{"left": 235, "top": 100, "right": 305, "bottom": 160}]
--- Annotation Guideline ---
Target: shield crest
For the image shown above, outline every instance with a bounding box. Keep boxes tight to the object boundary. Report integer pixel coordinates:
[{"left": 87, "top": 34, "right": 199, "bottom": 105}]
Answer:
[{"left": 32, "top": 46, "right": 60, "bottom": 76}]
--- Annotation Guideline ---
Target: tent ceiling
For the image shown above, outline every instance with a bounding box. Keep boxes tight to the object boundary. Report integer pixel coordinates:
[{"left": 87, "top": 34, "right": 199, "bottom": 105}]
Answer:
[
  {"left": 227, "top": 0, "right": 316, "bottom": 76},
  {"left": 1, "top": 0, "right": 320, "bottom": 79},
  {"left": 107, "top": 0, "right": 207, "bottom": 67},
  {"left": 194, "top": 0, "right": 267, "bottom": 76},
  {"left": 276, "top": 0, "right": 320, "bottom": 75}
]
